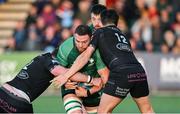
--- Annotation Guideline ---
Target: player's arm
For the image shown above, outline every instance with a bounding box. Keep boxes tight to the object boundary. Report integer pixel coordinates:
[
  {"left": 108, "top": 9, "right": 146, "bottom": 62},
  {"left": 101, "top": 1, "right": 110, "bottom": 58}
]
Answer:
[
  {"left": 50, "top": 65, "right": 67, "bottom": 76},
  {"left": 97, "top": 67, "right": 109, "bottom": 85},
  {"left": 88, "top": 81, "right": 103, "bottom": 95},
  {"left": 51, "top": 46, "right": 95, "bottom": 87},
  {"left": 50, "top": 65, "right": 100, "bottom": 83},
  {"left": 94, "top": 49, "right": 110, "bottom": 85}
]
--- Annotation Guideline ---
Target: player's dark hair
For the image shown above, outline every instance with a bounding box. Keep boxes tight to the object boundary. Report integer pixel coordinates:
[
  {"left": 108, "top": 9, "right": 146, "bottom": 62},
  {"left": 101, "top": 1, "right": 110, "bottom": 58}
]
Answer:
[
  {"left": 75, "top": 25, "right": 92, "bottom": 37},
  {"left": 90, "top": 4, "right": 106, "bottom": 15},
  {"left": 100, "top": 9, "right": 119, "bottom": 26}
]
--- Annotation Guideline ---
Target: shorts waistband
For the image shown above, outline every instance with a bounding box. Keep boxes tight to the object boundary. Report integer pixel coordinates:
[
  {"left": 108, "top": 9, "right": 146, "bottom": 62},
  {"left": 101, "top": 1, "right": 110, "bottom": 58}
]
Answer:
[{"left": 0, "top": 87, "right": 30, "bottom": 104}]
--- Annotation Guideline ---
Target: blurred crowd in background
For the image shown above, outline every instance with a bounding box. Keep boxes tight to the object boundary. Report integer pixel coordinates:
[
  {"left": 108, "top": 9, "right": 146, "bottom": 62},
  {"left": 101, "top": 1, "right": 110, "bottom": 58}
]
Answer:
[{"left": 2, "top": 0, "right": 180, "bottom": 54}]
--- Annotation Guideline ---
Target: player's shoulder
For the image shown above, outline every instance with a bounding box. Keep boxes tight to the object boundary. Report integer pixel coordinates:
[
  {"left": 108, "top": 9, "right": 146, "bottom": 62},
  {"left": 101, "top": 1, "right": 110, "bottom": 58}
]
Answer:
[
  {"left": 94, "top": 49, "right": 100, "bottom": 54},
  {"left": 93, "top": 28, "right": 104, "bottom": 37},
  {"left": 107, "top": 25, "right": 123, "bottom": 34},
  {"left": 38, "top": 52, "right": 51, "bottom": 58},
  {"left": 95, "top": 27, "right": 104, "bottom": 32},
  {"left": 33, "top": 52, "right": 51, "bottom": 63},
  {"left": 58, "top": 37, "right": 74, "bottom": 55},
  {"left": 62, "top": 37, "right": 74, "bottom": 45},
  {"left": 60, "top": 37, "right": 74, "bottom": 49}
]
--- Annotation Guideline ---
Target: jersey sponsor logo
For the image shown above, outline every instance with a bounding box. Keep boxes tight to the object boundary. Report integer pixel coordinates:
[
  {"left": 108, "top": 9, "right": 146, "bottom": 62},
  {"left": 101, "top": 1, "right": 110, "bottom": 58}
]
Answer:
[
  {"left": 116, "top": 43, "right": 132, "bottom": 52},
  {"left": 115, "top": 87, "right": 129, "bottom": 97},
  {"left": 114, "top": 32, "right": 132, "bottom": 52},
  {"left": 17, "top": 70, "right": 29, "bottom": 79}
]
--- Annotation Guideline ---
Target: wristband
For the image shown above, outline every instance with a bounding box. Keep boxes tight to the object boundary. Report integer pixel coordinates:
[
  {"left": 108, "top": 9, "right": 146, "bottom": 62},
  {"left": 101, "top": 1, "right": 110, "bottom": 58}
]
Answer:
[
  {"left": 87, "top": 75, "right": 92, "bottom": 83},
  {"left": 87, "top": 90, "right": 91, "bottom": 97}
]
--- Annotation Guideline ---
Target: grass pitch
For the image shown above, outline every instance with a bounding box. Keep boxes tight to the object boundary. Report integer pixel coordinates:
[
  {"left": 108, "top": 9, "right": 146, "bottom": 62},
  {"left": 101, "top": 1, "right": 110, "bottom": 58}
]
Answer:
[{"left": 33, "top": 95, "right": 180, "bottom": 113}]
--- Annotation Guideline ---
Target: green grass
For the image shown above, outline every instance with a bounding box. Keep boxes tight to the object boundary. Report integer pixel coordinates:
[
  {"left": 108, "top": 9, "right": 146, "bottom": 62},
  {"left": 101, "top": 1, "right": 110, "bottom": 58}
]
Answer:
[
  {"left": 0, "top": 52, "right": 40, "bottom": 71},
  {"left": 33, "top": 95, "right": 180, "bottom": 113}
]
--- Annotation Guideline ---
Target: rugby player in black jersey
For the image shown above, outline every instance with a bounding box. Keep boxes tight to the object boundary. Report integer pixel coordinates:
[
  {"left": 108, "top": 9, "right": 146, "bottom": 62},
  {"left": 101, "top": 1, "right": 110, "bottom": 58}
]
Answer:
[
  {"left": 52, "top": 9, "right": 154, "bottom": 113},
  {"left": 0, "top": 49, "right": 101, "bottom": 113}
]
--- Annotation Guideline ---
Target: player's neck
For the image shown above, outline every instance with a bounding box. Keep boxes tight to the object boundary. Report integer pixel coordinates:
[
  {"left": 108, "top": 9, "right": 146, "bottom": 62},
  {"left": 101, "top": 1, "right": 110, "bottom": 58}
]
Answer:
[{"left": 104, "top": 23, "right": 116, "bottom": 27}]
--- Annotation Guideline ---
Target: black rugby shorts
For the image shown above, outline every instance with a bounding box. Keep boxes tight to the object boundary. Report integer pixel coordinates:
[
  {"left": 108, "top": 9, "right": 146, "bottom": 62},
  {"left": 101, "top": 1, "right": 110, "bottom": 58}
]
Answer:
[{"left": 103, "top": 70, "right": 149, "bottom": 98}]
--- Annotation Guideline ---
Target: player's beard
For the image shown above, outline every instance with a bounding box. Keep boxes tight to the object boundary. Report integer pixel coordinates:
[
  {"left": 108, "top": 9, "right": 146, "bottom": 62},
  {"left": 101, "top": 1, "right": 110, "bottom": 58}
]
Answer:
[{"left": 78, "top": 48, "right": 86, "bottom": 53}]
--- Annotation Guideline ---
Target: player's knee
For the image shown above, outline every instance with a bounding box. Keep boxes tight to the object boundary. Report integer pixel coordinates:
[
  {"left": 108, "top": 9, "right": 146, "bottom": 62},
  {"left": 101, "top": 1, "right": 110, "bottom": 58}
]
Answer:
[
  {"left": 86, "top": 106, "right": 98, "bottom": 114},
  {"left": 138, "top": 101, "right": 154, "bottom": 113},
  {"left": 69, "top": 109, "right": 82, "bottom": 114},
  {"left": 98, "top": 106, "right": 113, "bottom": 113},
  {"left": 133, "top": 96, "right": 154, "bottom": 113},
  {"left": 64, "top": 97, "right": 83, "bottom": 114},
  {"left": 142, "top": 105, "right": 154, "bottom": 114}
]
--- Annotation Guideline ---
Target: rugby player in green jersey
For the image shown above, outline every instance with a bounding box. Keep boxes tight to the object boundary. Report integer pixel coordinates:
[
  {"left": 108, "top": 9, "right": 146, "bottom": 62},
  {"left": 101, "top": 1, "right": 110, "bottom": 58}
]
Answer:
[
  {"left": 56, "top": 25, "right": 109, "bottom": 114},
  {"left": 55, "top": 4, "right": 108, "bottom": 114}
]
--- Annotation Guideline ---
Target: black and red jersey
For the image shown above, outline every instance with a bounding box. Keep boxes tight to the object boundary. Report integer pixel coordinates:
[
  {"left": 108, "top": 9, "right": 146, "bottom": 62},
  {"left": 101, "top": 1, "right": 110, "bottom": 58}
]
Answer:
[
  {"left": 7, "top": 53, "right": 59, "bottom": 102},
  {"left": 91, "top": 25, "right": 141, "bottom": 71}
]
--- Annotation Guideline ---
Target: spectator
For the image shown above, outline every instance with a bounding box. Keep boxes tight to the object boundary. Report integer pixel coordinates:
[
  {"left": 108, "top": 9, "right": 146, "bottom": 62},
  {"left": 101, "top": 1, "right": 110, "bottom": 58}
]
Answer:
[
  {"left": 56, "top": 0, "right": 74, "bottom": 28},
  {"left": 42, "top": 26, "right": 60, "bottom": 52},
  {"left": 51, "top": 0, "right": 61, "bottom": 9},
  {"left": 0, "top": 0, "right": 6, "bottom": 4},
  {"left": 163, "top": 30, "right": 176, "bottom": 51},
  {"left": 40, "top": 3, "right": 57, "bottom": 26},
  {"left": 71, "top": 18, "right": 83, "bottom": 33},
  {"left": 156, "top": 0, "right": 169, "bottom": 11},
  {"left": 131, "top": 10, "right": 152, "bottom": 51},
  {"left": 151, "top": 15, "right": 163, "bottom": 51},
  {"left": 35, "top": 16, "right": 46, "bottom": 40},
  {"left": 4, "top": 37, "right": 16, "bottom": 52},
  {"left": 129, "top": 38, "right": 138, "bottom": 51},
  {"left": 13, "top": 21, "right": 26, "bottom": 50},
  {"left": 145, "top": 41, "right": 154, "bottom": 53},
  {"left": 171, "top": 10, "right": 180, "bottom": 37},
  {"left": 34, "top": 0, "right": 49, "bottom": 14},
  {"left": 172, "top": 37, "right": 180, "bottom": 54},
  {"left": 161, "top": 43, "right": 169, "bottom": 54},
  {"left": 25, "top": 3, "right": 38, "bottom": 28},
  {"left": 75, "top": 0, "right": 91, "bottom": 24},
  {"left": 160, "top": 9, "right": 171, "bottom": 34},
  {"left": 52, "top": 21, "right": 63, "bottom": 45},
  {"left": 117, "top": 17, "right": 128, "bottom": 35},
  {"left": 60, "top": 28, "right": 72, "bottom": 41},
  {"left": 23, "top": 25, "right": 42, "bottom": 51},
  {"left": 114, "top": 0, "right": 126, "bottom": 16}
]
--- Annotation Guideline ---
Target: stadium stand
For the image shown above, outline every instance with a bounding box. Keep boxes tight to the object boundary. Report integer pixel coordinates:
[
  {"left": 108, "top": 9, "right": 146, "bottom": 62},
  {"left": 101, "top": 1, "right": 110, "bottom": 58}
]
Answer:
[
  {"left": 0, "top": 0, "right": 34, "bottom": 53},
  {"left": 0, "top": 0, "right": 179, "bottom": 54}
]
